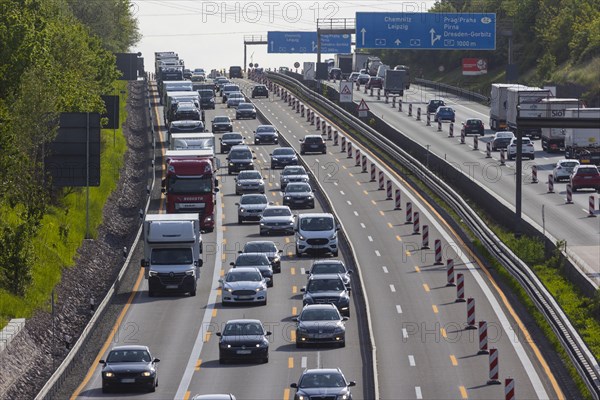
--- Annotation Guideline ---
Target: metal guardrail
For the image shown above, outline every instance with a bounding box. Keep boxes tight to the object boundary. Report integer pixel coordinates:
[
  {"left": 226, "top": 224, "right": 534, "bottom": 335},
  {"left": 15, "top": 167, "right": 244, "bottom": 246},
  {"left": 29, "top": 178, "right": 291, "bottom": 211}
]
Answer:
[
  {"left": 414, "top": 77, "right": 490, "bottom": 104},
  {"left": 266, "top": 71, "right": 600, "bottom": 399}
]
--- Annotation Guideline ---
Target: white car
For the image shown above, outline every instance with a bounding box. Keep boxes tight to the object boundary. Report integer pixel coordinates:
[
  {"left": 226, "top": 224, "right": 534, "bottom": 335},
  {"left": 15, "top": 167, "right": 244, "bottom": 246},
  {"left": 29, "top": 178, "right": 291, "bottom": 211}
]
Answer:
[
  {"left": 553, "top": 159, "right": 580, "bottom": 182},
  {"left": 219, "top": 267, "right": 268, "bottom": 306},
  {"left": 507, "top": 137, "right": 535, "bottom": 160}
]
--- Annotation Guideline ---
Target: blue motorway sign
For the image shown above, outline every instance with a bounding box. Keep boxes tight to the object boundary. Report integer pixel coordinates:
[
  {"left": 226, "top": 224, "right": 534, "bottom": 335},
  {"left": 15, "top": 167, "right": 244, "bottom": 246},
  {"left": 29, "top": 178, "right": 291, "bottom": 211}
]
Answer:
[
  {"left": 267, "top": 31, "right": 351, "bottom": 54},
  {"left": 356, "top": 12, "right": 496, "bottom": 50}
]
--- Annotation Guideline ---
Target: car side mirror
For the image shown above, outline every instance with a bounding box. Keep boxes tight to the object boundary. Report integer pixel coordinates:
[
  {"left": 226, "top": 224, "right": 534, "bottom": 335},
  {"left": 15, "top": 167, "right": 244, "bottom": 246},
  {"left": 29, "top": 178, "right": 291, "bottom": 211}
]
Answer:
[
  {"left": 140, "top": 259, "right": 149, "bottom": 268},
  {"left": 278, "top": 249, "right": 283, "bottom": 253},
  {"left": 238, "top": 250, "right": 243, "bottom": 253},
  {"left": 153, "top": 358, "right": 160, "bottom": 363},
  {"left": 216, "top": 332, "right": 222, "bottom": 337},
  {"left": 305, "top": 270, "right": 310, "bottom": 275},
  {"left": 300, "top": 287, "right": 306, "bottom": 292},
  {"left": 99, "top": 360, "right": 106, "bottom": 365},
  {"left": 290, "top": 383, "right": 298, "bottom": 389},
  {"left": 336, "top": 225, "right": 341, "bottom": 231},
  {"left": 214, "top": 187, "right": 220, "bottom": 193},
  {"left": 235, "top": 203, "right": 239, "bottom": 206},
  {"left": 342, "top": 317, "right": 349, "bottom": 322},
  {"left": 348, "top": 270, "right": 353, "bottom": 274},
  {"left": 269, "top": 153, "right": 272, "bottom": 156},
  {"left": 266, "top": 331, "right": 272, "bottom": 336},
  {"left": 265, "top": 277, "right": 271, "bottom": 283},
  {"left": 292, "top": 317, "right": 298, "bottom": 322},
  {"left": 229, "top": 262, "right": 234, "bottom": 266},
  {"left": 253, "top": 157, "right": 257, "bottom": 160},
  {"left": 349, "top": 381, "right": 356, "bottom": 387},
  {"left": 218, "top": 278, "right": 223, "bottom": 284},
  {"left": 268, "top": 201, "right": 274, "bottom": 205}
]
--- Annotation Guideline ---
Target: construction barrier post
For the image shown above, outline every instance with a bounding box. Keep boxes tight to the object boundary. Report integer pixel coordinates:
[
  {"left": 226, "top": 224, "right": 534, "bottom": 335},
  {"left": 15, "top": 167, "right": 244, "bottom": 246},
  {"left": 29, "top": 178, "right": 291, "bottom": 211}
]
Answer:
[
  {"left": 408, "top": 103, "right": 413, "bottom": 116},
  {"left": 589, "top": 195, "right": 597, "bottom": 217},
  {"left": 547, "top": 174, "right": 554, "bottom": 193},
  {"left": 505, "top": 378, "right": 515, "bottom": 400},
  {"left": 531, "top": 165, "right": 538, "bottom": 183},
  {"left": 341, "top": 136, "right": 346, "bottom": 152},
  {"left": 355, "top": 149, "right": 361, "bottom": 166},
  {"left": 386, "top": 180, "right": 393, "bottom": 200},
  {"left": 500, "top": 149, "right": 506, "bottom": 166},
  {"left": 486, "top": 142, "right": 492, "bottom": 158},
  {"left": 478, "top": 321, "right": 489, "bottom": 354},
  {"left": 488, "top": 348, "right": 501, "bottom": 385},
  {"left": 362, "top": 155, "right": 368, "bottom": 173},
  {"left": 434, "top": 239, "right": 443, "bottom": 265},
  {"left": 466, "top": 298, "right": 476, "bottom": 329},
  {"left": 394, "top": 189, "right": 401, "bottom": 210},
  {"left": 405, "top": 202, "right": 413, "bottom": 224},
  {"left": 370, "top": 163, "right": 376, "bottom": 182},
  {"left": 378, "top": 171, "right": 384, "bottom": 190},
  {"left": 566, "top": 183, "right": 573, "bottom": 204},
  {"left": 446, "top": 259, "right": 455, "bottom": 286},
  {"left": 421, "top": 224, "right": 430, "bottom": 249},
  {"left": 416, "top": 107, "right": 421, "bottom": 121},
  {"left": 412, "top": 212, "right": 420, "bottom": 234},
  {"left": 473, "top": 135, "right": 479, "bottom": 150},
  {"left": 333, "top": 130, "right": 339, "bottom": 146},
  {"left": 456, "top": 273, "right": 466, "bottom": 302},
  {"left": 426, "top": 113, "right": 431, "bottom": 126},
  {"left": 347, "top": 141, "right": 353, "bottom": 158},
  {"left": 449, "top": 123, "right": 454, "bottom": 138}
]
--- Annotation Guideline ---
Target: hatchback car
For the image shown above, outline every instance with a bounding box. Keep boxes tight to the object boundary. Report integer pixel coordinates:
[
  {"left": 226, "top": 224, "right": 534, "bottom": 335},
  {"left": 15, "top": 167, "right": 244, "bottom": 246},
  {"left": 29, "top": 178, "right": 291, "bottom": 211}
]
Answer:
[
  {"left": 100, "top": 345, "right": 160, "bottom": 393},
  {"left": 211, "top": 116, "right": 233, "bottom": 133},
  {"left": 235, "top": 170, "right": 265, "bottom": 195},
  {"left": 427, "top": 99, "right": 445, "bottom": 114},
  {"left": 328, "top": 67, "right": 342, "bottom": 80},
  {"left": 283, "top": 182, "right": 315, "bottom": 209},
  {"left": 348, "top": 72, "right": 360, "bottom": 82},
  {"left": 254, "top": 125, "right": 279, "bottom": 144},
  {"left": 290, "top": 369, "right": 356, "bottom": 400},
  {"left": 307, "top": 259, "right": 352, "bottom": 289},
  {"left": 217, "top": 319, "right": 271, "bottom": 364},
  {"left": 301, "top": 274, "right": 350, "bottom": 317},
  {"left": 553, "top": 159, "right": 580, "bottom": 182},
  {"left": 236, "top": 194, "right": 271, "bottom": 224},
  {"left": 221, "top": 84, "right": 241, "bottom": 101},
  {"left": 231, "top": 253, "right": 274, "bottom": 287},
  {"left": 220, "top": 132, "right": 244, "bottom": 154},
  {"left": 236, "top": 102, "right": 257, "bottom": 119},
  {"left": 365, "top": 76, "right": 383, "bottom": 89},
  {"left": 357, "top": 73, "right": 370, "bottom": 85},
  {"left": 570, "top": 165, "right": 600, "bottom": 192},
  {"left": 240, "top": 241, "right": 283, "bottom": 273},
  {"left": 461, "top": 118, "right": 485, "bottom": 136},
  {"left": 300, "top": 135, "right": 327, "bottom": 154},
  {"left": 226, "top": 92, "right": 245, "bottom": 108},
  {"left": 219, "top": 267, "right": 268, "bottom": 306},
  {"left": 294, "top": 304, "right": 348, "bottom": 348},
  {"left": 198, "top": 89, "right": 215, "bottom": 109},
  {"left": 280, "top": 165, "right": 309, "bottom": 190},
  {"left": 227, "top": 145, "right": 255, "bottom": 174},
  {"left": 259, "top": 205, "right": 295, "bottom": 236},
  {"left": 270, "top": 147, "right": 297, "bottom": 169},
  {"left": 173, "top": 102, "right": 201, "bottom": 121},
  {"left": 507, "top": 137, "right": 535, "bottom": 160},
  {"left": 251, "top": 84, "right": 269, "bottom": 98},
  {"left": 491, "top": 131, "right": 515, "bottom": 151},
  {"left": 434, "top": 106, "right": 456, "bottom": 123}
]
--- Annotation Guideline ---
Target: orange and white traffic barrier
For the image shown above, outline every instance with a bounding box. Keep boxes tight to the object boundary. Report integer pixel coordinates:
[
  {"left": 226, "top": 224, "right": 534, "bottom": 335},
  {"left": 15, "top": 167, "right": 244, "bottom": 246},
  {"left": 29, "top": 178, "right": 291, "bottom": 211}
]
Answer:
[
  {"left": 408, "top": 103, "right": 413, "bottom": 116},
  {"left": 413, "top": 211, "right": 420, "bottom": 234},
  {"left": 392, "top": 97, "right": 396, "bottom": 108},
  {"left": 547, "top": 174, "right": 554, "bottom": 193},
  {"left": 456, "top": 273, "right": 465, "bottom": 302},
  {"left": 434, "top": 239, "right": 443, "bottom": 265},
  {"left": 531, "top": 165, "right": 538, "bottom": 183},
  {"left": 438, "top": 120, "right": 442, "bottom": 132},
  {"left": 426, "top": 113, "right": 431, "bottom": 126},
  {"left": 405, "top": 201, "right": 413, "bottom": 224},
  {"left": 347, "top": 141, "right": 353, "bottom": 158},
  {"left": 446, "top": 259, "right": 455, "bottom": 286},
  {"left": 478, "top": 321, "right": 489, "bottom": 354},
  {"left": 386, "top": 179, "right": 393, "bottom": 200},
  {"left": 500, "top": 149, "right": 506, "bottom": 165},
  {"left": 361, "top": 155, "right": 368, "bottom": 173},
  {"left": 466, "top": 297, "right": 476, "bottom": 329},
  {"left": 589, "top": 195, "right": 597, "bottom": 217},
  {"left": 341, "top": 136, "right": 347, "bottom": 152},
  {"left": 394, "top": 189, "right": 402, "bottom": 210},
  {"left": 486, "top": 142, "right": 492, "bottom": 158},
  {"left": 378, "top": 171, "right": 385, "bottom": 190},
  {"left": 488, "top": 348, "right": 501, "bottom": 385},
  {"left": 416, "top": 107, "right": 421, "bottom": 121},
  {"left": 473, "top": 135, "right": 479, "bottom": 150},
  {"left": 300, "top": 104, "right": 305, "bottom": 118},
  {"left": 355, "top": 149, "right": 361, "bottom": 166},
  {"left": 421, "top": 224, "right": 430, "bottom": 249},
  {"left": 460, "top": 128, "right": 465, "bottom": 144},
  {"left": 399, "top": 99, "right": 403, "bottom": 112},
  {"left": 316, "top": 116, "right": 321, "bottom": 130},
  {"left": 505, "top": 378, "right": 515, "bottom": 400},
  {"left": 370, "top": 163, "right": 376, "bottom": 181},
  {"left": 333, "top": 130, "right": 339, "bottom": 146},
  {"left": 327, "top": 125, "right": 332, "bottom": 140},
  {"left": 566, "top": 183, "right": 573, "bottom": 204},
  {"left": 449, "top": 122, "right": 454, "bottom": 138}
]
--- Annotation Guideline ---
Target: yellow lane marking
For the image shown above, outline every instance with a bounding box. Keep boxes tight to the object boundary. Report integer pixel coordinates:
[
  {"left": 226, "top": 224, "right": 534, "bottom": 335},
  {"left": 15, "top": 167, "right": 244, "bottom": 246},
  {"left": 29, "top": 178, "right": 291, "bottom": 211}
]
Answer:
[
  {"left": 288, "top": 357, "right": 294, "bottom": 368},
  {"left": 423, "top": 284, "right": 430, "bottom": 292},
  {"left": 363, "top": 190, "right": 369, "bottom": 195},
  {"left": 195, "top": 359, "right": 202, "bottom": 371},
  {"left": 275, "top": 201, "right": 280, "bottom": 205},
  {"left": 415, "top": 266, "right": 421, "bottom": 273},
  {"left": 212, "top": 308, "right": 217, "bottom": 318},
  {"left": 291, "top": 330, "right": 296, "bottom": 341},
  {"left": 371, "top": 200, "right": 377, "bottom": 205},
  {"left": 285, "top": 237, "right": 290, "bottom": 243},
  {"left": 287, "top": 251, "right": 293, "bottom": 257},
  {"left": 292, "top": 306, "right": 297, "bottom": 315},
  {"left": 450, "top": 355, "right": 458, "bottom": 366},
  {"left": 184, "top": 391, "right": 191, "bottom": 400},
  {"left": 221, "top": 253, "right": 226, "bottom": 261},
  {"left": 379, "top": 210, "right": 384, "bottom": 216},
  {"left": 217, "top": 288, "right": 222, "bottom": 296},
  {"left": 356, "top": 181, "right": 362, "bottom": 186},
  {"left": 335, "top": 158, "right": 340, "bottom": 162},
  {"left": 396, "top": 235, "right": 402, "bottom": 242},
  {"left": 441, "top": 328, "right": 447, "bottom": 338},
  {"left": 405, "top": 251, "right": 411, "bottom": 256},
  {"left": 222, "top": 226, "right": 227, "bottom": 232},
  {"left": 204, "top": 332, "right": 211, "bottom": 342},
  {"left": 459, "top": 386, "right": 468, "bottom": 399},
  {"left": 291, "top": 267, "right": 296, "bottom": 275},
  {"left": 223, "top": 238, "right": 227, "bottom": 245},
  {"left": 220, "top": 269, "right": 225, "bottom": 276},
  {"left": 269, "top": 182, "right": 273, "bottom": 187},
  {"left": 284, "top": 388, "right": 291, "bottom": 400},
  {"left": 342, "top": 165, "right": 347, "bottom": 170},
  {"left": 432, "top": 305, "right": 439, "bottom": 314},
  {"left": 387, "top": 222, "right": 393, "bottom": 228},
  {"left": 349, "top": 172, "right": 353, "bottom": 177},
  {"left": 292, "top": 285, "right": 297, "bottom": 294}
]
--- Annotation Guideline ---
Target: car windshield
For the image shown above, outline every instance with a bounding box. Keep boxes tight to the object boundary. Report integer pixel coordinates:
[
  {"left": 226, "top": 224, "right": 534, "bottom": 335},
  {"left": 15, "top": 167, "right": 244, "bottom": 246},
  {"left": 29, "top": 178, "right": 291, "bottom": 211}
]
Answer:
[
  {"left": 244, "top": 242, "right": 276, "bottom": 253},
  {"left": 559, "top": 161, "right": 578, "bottom": 168},
  {"left": 496, "top": 132, "right": 513, "bottom": 138},
  {"left": 238, "top": 103, "right": 254, "bottom": 109},
  {"left": 107, "top": 349, "right": 151, "bottom": 363},
  {"left": 300, "top": 308, "right": 340, "bottom": 321},
  {"left": 236, "top": 254, "right": 270, "bottom": 266},
  {"left": 228, "top": 93, "right": 243, "bottom": 99},
  {"left": 307, "top": 278, "right": 345, "bottom": 292},
  {"left": 198, "top": 90, "right": 213, "bottom": 97},
  {"left": 256, "top": 126, "right": 276, "bottom": 133},
  {"left": 312, "top": 263, "right": 345, "bottom": 274},
  {"left": 305, "top": 137, "right": 322, "bottom": 143},
  {"left": 263, "top": 208, "right": 291, "bottom": 217},
  {"left": 577, "top": 167, "right": 599, "bottom": 174},
  {"left": 222, "top": 322, "right": 264, "bottom": 336},
  {"left": 283, "top": 167, "right": 306, "bottom": 176},
  {"left": 467, "top": 120, "right": 481, "bottom": 125},
  {"left": 229, "top": 150, "right": 251, "bottom": 159},
  {"left": 286, "top": 184, "right": 310, "bottom": 193},
  {"left": 151, "top": 248, "right": 193, "bottom": 265},
  {"left": 167, "top": 176, "right": 212, "bottom": 194},
  {"left": 226, "top": 270, "right": 263, "bottom": 282},
  {"left": 222, "top": 133, "right": 242, "bottom": 140},
  {"left": 177, "top": 103, "right": 196, "bottom": 110},
  {"left": 214, "top": 117, "right": 230, "bottom": 123},
  {"left": 274, "top": 148, "right": 294, "bottom": 155},
  {"left": 241, "top": 195, "right": 267, "bottom": 205},
  {"left": 238, "top": 171, "right": 261, "bottom": 180},
  {"left": 300, "top": 217, "right": 334, "bottom": 231},
  {"left": 299, "top": 373, "right": 346, "bottom": 388},
  {"left": 223, "top": 85, "right": 239, "bottom": 92}
]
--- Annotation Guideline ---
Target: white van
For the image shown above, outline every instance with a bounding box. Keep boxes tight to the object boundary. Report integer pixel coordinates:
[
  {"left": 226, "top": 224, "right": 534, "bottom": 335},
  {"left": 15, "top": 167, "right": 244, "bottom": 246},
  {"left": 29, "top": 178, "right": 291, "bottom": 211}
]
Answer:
[{"left": 295, "top": 213, "right": 339, "bottom": 257}]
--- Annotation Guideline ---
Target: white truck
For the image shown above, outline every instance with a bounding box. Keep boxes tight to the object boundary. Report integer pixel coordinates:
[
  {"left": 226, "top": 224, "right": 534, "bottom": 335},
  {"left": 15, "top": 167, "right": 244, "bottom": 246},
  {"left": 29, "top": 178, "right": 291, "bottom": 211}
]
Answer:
[
  {"left": 352, "top": 52, "right": 370, "bottom": 72},
  {"left": 489, "top": 83, "right": 528, "bottom": 131},
  {"left": 539, "top": 98, "right": 585, "bottom": 153},
  {"left": 506, "top": 86, "right": 553, "bottom": 139},
  {"left": 564, "top": 108, "right": 600, "bottom": 165},
  {"left": 141, "top": 213, "right": 203, "bottom": 297},
  {"left": 169, "top": 133, "right": 215, "bottom": 151}
]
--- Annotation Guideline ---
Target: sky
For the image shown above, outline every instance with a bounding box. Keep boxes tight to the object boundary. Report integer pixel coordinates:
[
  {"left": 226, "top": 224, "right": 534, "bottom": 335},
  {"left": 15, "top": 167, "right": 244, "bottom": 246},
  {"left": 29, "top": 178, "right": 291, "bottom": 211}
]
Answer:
[{"left": 132, "top": 1, "right": 436, "bottom": 72}]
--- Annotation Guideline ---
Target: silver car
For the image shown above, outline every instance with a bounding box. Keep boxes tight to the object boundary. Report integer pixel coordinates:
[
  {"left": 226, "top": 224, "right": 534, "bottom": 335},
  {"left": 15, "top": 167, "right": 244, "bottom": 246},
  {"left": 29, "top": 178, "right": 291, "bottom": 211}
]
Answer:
[
  {"left": 240, "top": 241, "right": 283, "bottom": 273},
  {"left": 236, "top": 194, "right": 270, "bottom": 224},
  {"left": 282, "top": 182, "right": 315, "bottom": 209},
  {"left": 259, "top": 206, "right": 295, "bottom": 236},
  {"left": 226, "top": 92, "right": 245, "bottom": 108},
  {"left": 235, "top": 170, "right": 265, "bottom": 195},
  {"left": 306, "top": 259, "right": 353, "bottom": 289},
  {"left": 231, "top": 253, "right": 274, "bottom": 287},
  {"left": 219, "top": 267, "right": 268, "bottom": 306},
  {"left": 280, "top": 165, "right": 309, "bottom": 190},
  {"left": 553, "top": 159, "right": 580, "bottom": 182}
]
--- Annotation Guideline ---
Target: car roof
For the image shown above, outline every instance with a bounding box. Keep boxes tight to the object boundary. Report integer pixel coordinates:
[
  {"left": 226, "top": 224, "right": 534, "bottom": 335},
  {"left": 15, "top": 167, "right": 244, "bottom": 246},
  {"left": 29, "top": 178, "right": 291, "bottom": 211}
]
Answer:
[
  {"left": 225, "top": 318, "right": 262, "bottom": 324},
  {"left": 240, "top": 193, "right": 267, "bottom": 199},
  {"left": 110, "top": 345, "right": 150, "bottom": 352},
  {"left": 227, "top": 266, "right": 262, "bottom": 274},
  {"left": 299, "top": 212, "right": 333, "bottom": 219},
  {"left": 308, "top": 273, "right": 343, "bottom": 280},
  {"left": 265, "top": 205, "right": 291, "bottom": 211},
  {"left": 192, "top": 395, "right": 236, "bottom": 400},
  {"left": 230, "top": 144, "right": 251, "bottom": 150},
  {"left": 304, "top": 134, "right": 323, "bottom": 139},
  {"left": 495, "top": 131, "right": 514, "bottom": 137},
  {"left": 302, "top": 304, "right": 338, "bottom": 310},
  {"left": 302, "top": 368, "right": 344, "bottom": 375},
  {"left": 283, "top": 165, "right": 306, "bottom": 171},
  {"left": 312, "top": 259, "right": 345, "bottom": 265}
]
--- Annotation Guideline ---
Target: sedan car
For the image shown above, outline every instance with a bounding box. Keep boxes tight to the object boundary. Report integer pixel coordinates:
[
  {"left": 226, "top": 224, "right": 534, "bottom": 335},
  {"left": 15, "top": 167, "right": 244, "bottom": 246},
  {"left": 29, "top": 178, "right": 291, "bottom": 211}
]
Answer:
[
  {"left": 270, "top": 147, "right": 297, "bottom": 168},
  {"left": 227, "top": 145, "right": 256, "bottom": 174},
  {"left": 491, "top": 131, "right": 515, "bottom": 151},
  {"left": 235, "top": 170, "right": 265, "bottom": 195},
  {"left": 236, "top": 194, "right": 271, "bottom": 223},
  {"left": 507, "top": 137, "right": 535, "bottom": 160},
  {"left": 251, "top": 84, "right": 269, "bottom": 98},
  {"left": 220, "top": 132, "right": 244, "bottom": 154},
  {"left": 240, "top": 241, "right": 283, "bottom": 273},
  {"left": 294, "top": 304, "right": 348, "bottom": 348},
  {"left": 553, "top": 159, "right": 580, "bottom": 182},
  {"left": 259, "top": 205, "right": 295, "bottom": 235},
  {"left": 434, "top": 106, "right": 455, "bottom": 123},
  {"left": 427, "top": 99, "right": 445, "bottom": 114},
  {"left": 100, "top": 345, "right": 159, "bottom": 393},
  {"left": 219, "top": 267, "right": 268, "bottom": 306},
  {"left": 217, "top": 319, "right": 271, "bottom": 364},
  {"left": 236, "top": 102, "right": 257, "bottom": 119},
  {"left": 570, "top": 165, "right": 600, "bottom": 192},
  {"left": 300, "top": 135, "right": 327, "bottom": 154},
  {"left": 226, "top": 92, "right": 245, "bottom": 108},
  {"left": 348, "top": 72, "right": 360, "bottom": 82},
  {"left": 231, "top": 253, "right": 274, "bottom": 287},
  {"left": 280, "top": 165, "right": 309, "bottom": 190},
  {"left": 211, "top": 116, "right": 233, "bottom": 133},
  {"left": 357, "top": 73, "right": 370, "bottom": 85},
  {"left": 306, "top": 259, "right": 352, "bottom": 289},
  {"left": 173, "top": 102, "right": 201, "bottom": 121},
  {"left": 254, "top": 125, "right": 279, "bottom": 144},
  {"left": 461, "top": 118, "right": 485, "bottom": 136},
  {"left": 283, "top": 182, "right": 315, "bottom": 209},
  {"left": 290, "top": 369, "right": 356, "bottom": 400},
  {"left": 365, "top": 76, "right": 383, "bottom": 89},
  {"left": 221, "top": 84, "right": 240, "bottom": 101},
  {"left": 302, "top": 274, "right": 351, "bottom": 317}
]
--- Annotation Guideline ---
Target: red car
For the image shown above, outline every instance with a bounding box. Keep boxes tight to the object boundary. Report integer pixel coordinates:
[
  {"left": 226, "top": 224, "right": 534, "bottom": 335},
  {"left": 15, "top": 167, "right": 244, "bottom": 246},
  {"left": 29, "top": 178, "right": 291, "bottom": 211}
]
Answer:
[
  {"left": 570, "top": 165, "right": 600, "bottom": 192},
  {"left": 365, "top": 77, "right": 383, "bottom": 89}
]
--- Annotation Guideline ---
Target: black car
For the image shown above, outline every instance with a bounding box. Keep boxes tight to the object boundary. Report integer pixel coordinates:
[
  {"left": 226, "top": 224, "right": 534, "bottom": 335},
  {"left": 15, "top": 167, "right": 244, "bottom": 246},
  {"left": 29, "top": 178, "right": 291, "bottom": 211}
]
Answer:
[
  {"left": 236, "top": 102, "right": 257, "bottom": 119},
  {"left": 282, "top": 182, "right": 315, "bottom": 209},
  {"left": 211, "top": 116, "right": 233, "bottom": 133},
  {"left": 251, "top": 85, "right": 269, "bottom": 98},
  {"left": 290, "top": 369, "right": 356, "bottom": 400},
  {"left": 427, "top": 99, "right": 445, "bottom": 114},
  {"left": 173, "top": 102, "right": 201, "bottom": 121},
  {"left": 100, "top": 345, "right": 160, "bottom": 393},
  {"left": 365, "top": 76, "right": 383, "bottom": 89},
  {"left": 300, "top": 135, "right": 326, "bottom": 154},
  {"left": 301, "top": 274, "right": 351, "bottom": 317},
  {"left": 270, "top": 147, "right": 297, "bottom": 168},
  {"left": 227, "top": 145, "right": 256, "bottom": 174},
  {"left": 168, "top": 120, "right": 205, "bottom": 134},
  {"left": 307, "top": 259, "right": 352, "bottom": 289},
  {"left": 198, "top": 89, "right": 216, "bottom": 109},
  {"left": 294, "top": 304, "right": 348, "bottom": 347},
  {"left": 461, "top": 118, "right": 485, "bottom": 136},
  {"left": 254, "top": 125, "right": 279, "bottom": 144},
  {"left": 328, "top": 67, "right": 342, "bottom": 80},
  {"left": 240, "top": 241, "right": 282, "bottom": 273},
  {"left": 220, "top": 132, "right": 244, "bottom": 154},
  {"left": 217, "top": 319, "right": 271, "bottom": 364}
]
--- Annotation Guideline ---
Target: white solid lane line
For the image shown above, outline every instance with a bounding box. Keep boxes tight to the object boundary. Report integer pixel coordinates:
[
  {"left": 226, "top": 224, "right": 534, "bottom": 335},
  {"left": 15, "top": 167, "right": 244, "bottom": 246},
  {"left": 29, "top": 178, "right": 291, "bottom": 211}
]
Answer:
[
  {"left": 402, "top": 328, "right": 408, "bottom": 339},
  {"left": 415, "top": 386, "right": 423, "bottom": 399}
]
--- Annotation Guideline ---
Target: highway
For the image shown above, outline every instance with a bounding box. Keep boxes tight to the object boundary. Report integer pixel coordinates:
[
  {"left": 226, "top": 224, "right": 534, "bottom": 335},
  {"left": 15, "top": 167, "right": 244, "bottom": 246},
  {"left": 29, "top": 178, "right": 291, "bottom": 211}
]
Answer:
[
  {"left": 70, "top": 78, "right": 565, "bottom": 400},
  {"left": 323, "top": 79, "right": 600, "bottom": 283}
]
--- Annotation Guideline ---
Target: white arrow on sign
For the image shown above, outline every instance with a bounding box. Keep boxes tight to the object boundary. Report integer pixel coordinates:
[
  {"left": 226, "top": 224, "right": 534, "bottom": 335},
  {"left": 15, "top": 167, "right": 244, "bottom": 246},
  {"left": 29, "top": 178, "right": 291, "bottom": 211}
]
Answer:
[
  {"left": 270, "top": 41, "right": 274, "bottom": 52},
  {"left": 430, "top": 28, "right": 441, "bottom": 45},
  {"left": 395, "top": 39, "right": 401, "bottom": 46},
  {"left": 312, "top": 41, "right": 317, "bottom": 51},
  {"left": 361, "top": 28, "right": 366, "bottom": 45}
]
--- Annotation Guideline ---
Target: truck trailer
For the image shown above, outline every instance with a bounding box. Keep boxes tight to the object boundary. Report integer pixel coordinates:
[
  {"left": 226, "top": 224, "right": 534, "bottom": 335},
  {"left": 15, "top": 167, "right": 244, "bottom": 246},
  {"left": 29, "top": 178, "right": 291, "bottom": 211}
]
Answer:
[
  {"left": 334, "top": 54, "right": 353, "bottom": 79},
  {"left": 564, "top": 108, "right": 600, "bottom": 165},
  {"left": 489, "top": 83, "right": 528, "bottom": 131},
  {"left": 383, "top": 69, "right": 408, "bottom": 96},
  {"left": 352, "top": 52, "right": 370, "bottom": 72},
  {"left": 506, "top": 86, "right": 553, "bottom": 139},
  {"left": 539, "top": 98, "right": 585, "bottom": 152}
]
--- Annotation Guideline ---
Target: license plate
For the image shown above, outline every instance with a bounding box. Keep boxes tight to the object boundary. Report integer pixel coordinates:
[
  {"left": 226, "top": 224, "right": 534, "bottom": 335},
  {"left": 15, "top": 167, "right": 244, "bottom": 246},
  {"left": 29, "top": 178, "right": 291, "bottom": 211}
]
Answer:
[
  {"left": 293, "top": 199, "right": 304, "bottom": 203},
  {"left": 237, "top": 350, "right": 252, "bottom": 354},
  {"left": 166, "top": 285, "right": 178, "bottom": 289},
  {"left": 121, "top": 378, "right": 135, "bottom": 383},
  {"left": 310, "top": 145, "right": 318, "bottom": 149},
  {"left": 584, "top": 176, "right": 592, "bottom": 179},
  {"left": 238, "top": 296, "right": 253, "bottom": 299}
]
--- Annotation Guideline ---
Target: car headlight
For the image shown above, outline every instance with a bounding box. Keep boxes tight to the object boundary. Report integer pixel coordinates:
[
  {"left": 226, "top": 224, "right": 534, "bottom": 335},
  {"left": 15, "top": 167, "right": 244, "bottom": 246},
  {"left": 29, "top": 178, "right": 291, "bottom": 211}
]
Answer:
[
  {"left": 104, "top": 372, "right": 114, "bottom": 378},
  {"left": 256, "top": 285, "right": 266, "bottom": 292},
  {"left": 239, "top": 208, "right": 245, "bottom": 213},
  {"left": 337, "top": 394, "right": 350, "bottom": 400},
  {"left": 148, "top": 271, "right": 158, "bottom": 277},
  {"left": 260, "top": 222, "right": 265, "bottom": 226},
  {"left": 273, "top": 255, "right": 280, "bottom": 262},
  {"left": 236, "top": 183, "right": 242, "bottom": 186},
  {"left": 298, "top": 396, "right": 306, "bottom": 400},
  {"left": 209, "top": 98, "right": 214, "bottom": 102},
  {"left": 185, "top": 270, "right": 195, "bottom": 276},
  {"left": 284, "top": 196, "right": 291, "bottom": 200},
  {"left": 229, "top": 162, "right": 234, "bottom": 166},
  {"left": 307, "top": 195, "right": 313, "bottom": 200},
  {"left": 298, "top": 235, "right": 305, "bottom": 240},
  {"left": 289, "top": 221, "right": 294, "bottom": 225},
  {"left": 329, "top": 232, "right": 337, "bottom": 240},
  {"left": 205, "top": 216, "right": 213, "bottom": 222},
  {"left": 142, "top": 371, "right": 152, "bottom": 377},
  {"left": 225, "top": 287, "right": 233, "bottom": 293}
]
